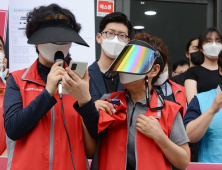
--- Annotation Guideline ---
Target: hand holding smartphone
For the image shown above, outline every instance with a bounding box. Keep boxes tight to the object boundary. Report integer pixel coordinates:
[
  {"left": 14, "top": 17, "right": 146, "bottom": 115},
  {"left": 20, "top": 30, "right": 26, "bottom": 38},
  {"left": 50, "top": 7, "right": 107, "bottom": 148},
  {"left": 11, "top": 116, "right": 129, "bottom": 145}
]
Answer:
[{"left": 62, "top": 61, "right": 88, "bottom": 94}]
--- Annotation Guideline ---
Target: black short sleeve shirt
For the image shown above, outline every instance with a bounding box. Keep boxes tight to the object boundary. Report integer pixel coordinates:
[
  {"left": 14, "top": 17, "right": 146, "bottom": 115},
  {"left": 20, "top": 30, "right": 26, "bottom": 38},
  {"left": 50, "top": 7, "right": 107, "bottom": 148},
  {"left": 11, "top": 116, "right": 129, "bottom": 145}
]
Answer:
[{"left": 185, "top": 66, "right": 222, "bottom": 93}]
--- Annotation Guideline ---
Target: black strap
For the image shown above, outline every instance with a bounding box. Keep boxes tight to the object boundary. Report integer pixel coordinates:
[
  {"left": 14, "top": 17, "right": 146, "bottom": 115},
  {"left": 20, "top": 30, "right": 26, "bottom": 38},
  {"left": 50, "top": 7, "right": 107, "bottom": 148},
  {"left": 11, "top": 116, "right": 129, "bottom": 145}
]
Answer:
[{"left": 145, "top": 76, "right": 165, "bottom": 110}]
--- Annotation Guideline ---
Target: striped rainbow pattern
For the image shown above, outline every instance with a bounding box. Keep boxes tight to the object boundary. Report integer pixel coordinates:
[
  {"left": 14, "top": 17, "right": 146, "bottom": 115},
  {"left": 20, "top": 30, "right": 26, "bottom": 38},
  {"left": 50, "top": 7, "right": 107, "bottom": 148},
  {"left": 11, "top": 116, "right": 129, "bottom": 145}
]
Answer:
[{"left": 114, "top": 44, "right": 155, "bottom": 74}]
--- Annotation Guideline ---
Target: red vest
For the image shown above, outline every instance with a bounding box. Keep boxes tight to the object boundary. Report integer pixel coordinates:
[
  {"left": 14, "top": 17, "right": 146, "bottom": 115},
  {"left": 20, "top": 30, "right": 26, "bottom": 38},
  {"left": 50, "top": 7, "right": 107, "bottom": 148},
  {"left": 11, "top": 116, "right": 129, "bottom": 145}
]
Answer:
[
  {"left": 9, "top": 60, "right": 87, "bottom": 170},
  {"left": 97, "top": 90, "right": 182, "bottom": 170},
  {"left": 0, "top": 77, "right": 6, "bottom": 90},
  {"left": 0, "top": 79, "right": 6, "bottom": 155},
  {"left": 0, "top": 95, "right": 6, "bottom": 155},
  {"left": 168, "top": 79, "right": 187, "bottom": 118}
]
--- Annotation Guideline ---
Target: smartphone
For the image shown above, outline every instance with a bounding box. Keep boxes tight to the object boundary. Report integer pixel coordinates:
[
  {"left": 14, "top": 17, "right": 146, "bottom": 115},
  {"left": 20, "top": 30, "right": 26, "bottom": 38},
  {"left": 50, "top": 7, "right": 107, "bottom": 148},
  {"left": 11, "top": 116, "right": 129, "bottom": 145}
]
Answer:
[
  {"left": 69, "top": 61, "right": 88, "bottom": 78},
  {"left": 62, "top": 61, "right": 88, "bottom": 95}
]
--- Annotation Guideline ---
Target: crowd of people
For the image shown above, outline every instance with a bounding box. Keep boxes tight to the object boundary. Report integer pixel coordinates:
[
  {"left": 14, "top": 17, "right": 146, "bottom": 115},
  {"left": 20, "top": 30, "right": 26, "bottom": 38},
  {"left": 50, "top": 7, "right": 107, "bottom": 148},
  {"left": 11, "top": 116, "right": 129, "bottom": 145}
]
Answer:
[{"left": 1, "top": 3, "right": 222, "bottom": 170}]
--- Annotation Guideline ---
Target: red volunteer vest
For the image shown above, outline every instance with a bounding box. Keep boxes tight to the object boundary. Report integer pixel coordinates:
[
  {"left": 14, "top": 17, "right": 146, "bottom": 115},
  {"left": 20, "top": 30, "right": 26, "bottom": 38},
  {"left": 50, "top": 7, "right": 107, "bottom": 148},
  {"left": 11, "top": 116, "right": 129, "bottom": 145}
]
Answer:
[
  {"left": 0, "top": 79, "right": 6, "bottom": 155},
  {"left": 10, "top": 60, "right": 87, "bottom": 170},
  {"left": 97, "top": 90, "right": 182, "bottom": 170},
  {"left": 0, "top": 77, "right": 6, "bottom": 90},
  {"left": 0, "top": 94, "right": 6, "bottom": 155},
  {"left": 168, "top": 79, "right": 187, "bottom": 118}
]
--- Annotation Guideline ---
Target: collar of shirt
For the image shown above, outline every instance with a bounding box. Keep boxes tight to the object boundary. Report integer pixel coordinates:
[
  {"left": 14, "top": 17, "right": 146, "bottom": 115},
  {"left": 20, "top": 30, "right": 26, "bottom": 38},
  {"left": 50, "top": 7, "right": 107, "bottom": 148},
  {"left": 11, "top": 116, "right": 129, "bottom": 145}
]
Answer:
[
  {"left": 37, "top": 60, "right": 51, "bottom": 74},
  {"left": 160, "top": 80, "right": 173, "bottom": 97},
  {"left": 37, "top": 59, "right": 51, "bottom": 83},
  {"left": 125, "top": 90, "right": 150, "bottom": 106}
]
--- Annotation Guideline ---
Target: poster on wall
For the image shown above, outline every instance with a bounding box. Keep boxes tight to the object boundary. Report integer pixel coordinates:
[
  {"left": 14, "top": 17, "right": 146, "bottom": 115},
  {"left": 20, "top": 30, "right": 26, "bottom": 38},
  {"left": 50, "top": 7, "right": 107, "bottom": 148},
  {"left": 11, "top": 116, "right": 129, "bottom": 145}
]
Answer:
[
  {"left": 9, "top": 0, "right": 95, "bottom": 73},
  {"left": 97, "top": 0, "right": 114, "bottom": 17},
  {"left": 0, "top": 0, "right": 9, "bottom": 42}
]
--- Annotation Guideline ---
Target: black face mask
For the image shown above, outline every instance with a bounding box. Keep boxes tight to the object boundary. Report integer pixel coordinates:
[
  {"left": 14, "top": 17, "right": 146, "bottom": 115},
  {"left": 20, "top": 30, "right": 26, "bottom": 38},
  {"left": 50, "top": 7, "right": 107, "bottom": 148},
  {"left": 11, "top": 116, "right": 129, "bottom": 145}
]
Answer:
[{"left": 190, "top": 51, "right": 204, "bottom": 66}]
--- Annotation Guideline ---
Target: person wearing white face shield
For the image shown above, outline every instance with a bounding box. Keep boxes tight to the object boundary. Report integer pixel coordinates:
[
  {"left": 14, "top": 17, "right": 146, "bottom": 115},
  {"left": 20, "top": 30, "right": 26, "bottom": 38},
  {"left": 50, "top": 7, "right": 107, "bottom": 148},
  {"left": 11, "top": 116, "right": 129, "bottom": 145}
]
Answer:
[
  {"left": 3, "top": 4, "right": 96, "bottom": 170},
  {"left": 72, "top": 33, "right": 190, "bottom": 170},
  {"left": 88, "top": 12, "right": 132, "bottom": 102}
]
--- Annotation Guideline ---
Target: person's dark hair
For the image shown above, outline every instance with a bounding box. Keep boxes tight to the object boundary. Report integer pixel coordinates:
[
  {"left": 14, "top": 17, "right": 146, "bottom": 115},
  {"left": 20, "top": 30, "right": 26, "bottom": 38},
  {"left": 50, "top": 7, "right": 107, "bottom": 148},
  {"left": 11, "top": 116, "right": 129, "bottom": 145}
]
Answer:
[
  {"left": 132, "top": 33, "right": 169, "bottom": 85},
  {"left": 172, "top": 60, "right": 189, "bottom": 72},
  {"left": 0, "top": 36, "right": 4, "bottom": 51},
  {"left": 130, "top": 28, "right": 151, "bottom": 39},
  {"left": 186, "top": 38, "right": 198, "bottom": 52},
  {"left": 99, "top": 12, "right": 132, "bottom": 38},
  {"left": 26, "top": 3, "right": 81, "bottom": 40},
  {"left": 217, "top": 50, "right": 222, "bottom": 67},
  {"left": 27, "top": 4, "right": 81, "bottom": 55},
  {"left": 198, "top": 27, "right": 222, "bottom": 49}
]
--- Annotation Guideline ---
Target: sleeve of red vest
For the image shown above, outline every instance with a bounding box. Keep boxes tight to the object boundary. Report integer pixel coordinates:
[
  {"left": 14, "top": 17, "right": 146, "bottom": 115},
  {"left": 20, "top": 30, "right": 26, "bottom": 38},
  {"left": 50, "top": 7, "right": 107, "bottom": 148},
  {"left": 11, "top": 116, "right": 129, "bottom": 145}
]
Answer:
[{"left": 74, "top": 99, "right": 107, "bottom": 139}]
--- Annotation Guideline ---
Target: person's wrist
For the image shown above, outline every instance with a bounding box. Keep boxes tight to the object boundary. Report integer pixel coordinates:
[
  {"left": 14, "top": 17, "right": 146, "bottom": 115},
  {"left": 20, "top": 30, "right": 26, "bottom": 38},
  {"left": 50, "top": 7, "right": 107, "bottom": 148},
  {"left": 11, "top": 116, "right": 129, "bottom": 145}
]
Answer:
[
  {"left": 78, "top": 95, "right": 91, "bottom": 107},
  {"left": 153, "top": 130, "right": 166, "bottom": 143},
  {"left": 46, "top": 87, "right": 55, "bottom": 97},
  {"left": 208, "top": 106, "right": 217, "bottom": 115}
]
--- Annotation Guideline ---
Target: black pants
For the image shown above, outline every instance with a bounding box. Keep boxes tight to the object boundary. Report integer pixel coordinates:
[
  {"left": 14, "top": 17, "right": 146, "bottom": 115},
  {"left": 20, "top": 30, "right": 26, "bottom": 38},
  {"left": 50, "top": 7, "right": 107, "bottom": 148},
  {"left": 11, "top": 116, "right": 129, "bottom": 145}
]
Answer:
[{"left": 191, "top": 142, "right": 198, "bottom": 162}]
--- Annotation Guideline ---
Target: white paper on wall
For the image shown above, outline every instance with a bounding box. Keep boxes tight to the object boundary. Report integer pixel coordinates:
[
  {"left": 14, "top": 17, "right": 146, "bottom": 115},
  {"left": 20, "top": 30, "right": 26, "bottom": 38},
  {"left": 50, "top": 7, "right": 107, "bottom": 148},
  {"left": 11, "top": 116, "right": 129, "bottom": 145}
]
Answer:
[{"left": 9, "top": 0, "right": 95, "bottom": 73}]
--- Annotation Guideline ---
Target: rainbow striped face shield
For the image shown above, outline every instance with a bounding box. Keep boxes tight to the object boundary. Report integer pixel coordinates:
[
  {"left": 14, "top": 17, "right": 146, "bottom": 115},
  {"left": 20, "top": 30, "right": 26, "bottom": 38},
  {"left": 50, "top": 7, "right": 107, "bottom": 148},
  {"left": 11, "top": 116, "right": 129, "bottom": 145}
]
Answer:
[{"left": 105, "top": 39, "right": 164, "bottom": 78}]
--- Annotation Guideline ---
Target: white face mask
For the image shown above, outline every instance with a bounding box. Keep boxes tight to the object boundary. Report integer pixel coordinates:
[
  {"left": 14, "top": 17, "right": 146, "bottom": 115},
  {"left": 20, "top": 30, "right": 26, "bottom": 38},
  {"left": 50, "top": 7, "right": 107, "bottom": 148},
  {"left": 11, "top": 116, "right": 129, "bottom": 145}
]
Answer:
[
  {"left": 202, "top": 42, "right": 222, "bottom": 59},
  {"left": 38, "top": 43, "right": 71, "bottom": 63},
  {"left": 119, "top": 73, "right": 146, "bottom": 84},
  {"left": 0, "top": 52, "right": 4, "bottom": 70},
  {"left": 101, "top": 36, "right": 126, "bottom": 59},
  {"left": 154, "top": 70, "right": 169, "bottom": 86}
]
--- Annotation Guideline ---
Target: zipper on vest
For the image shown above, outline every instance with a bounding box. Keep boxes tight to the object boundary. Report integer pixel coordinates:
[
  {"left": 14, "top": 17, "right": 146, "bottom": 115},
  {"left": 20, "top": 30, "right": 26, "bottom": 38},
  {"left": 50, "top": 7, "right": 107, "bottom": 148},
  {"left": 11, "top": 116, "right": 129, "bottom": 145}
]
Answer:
[
  {"left": 130, "top": 105, "right": 136, "bottom": 127},
  {"left": 49, "top": 107, "right": 55, "bottom": 170}
]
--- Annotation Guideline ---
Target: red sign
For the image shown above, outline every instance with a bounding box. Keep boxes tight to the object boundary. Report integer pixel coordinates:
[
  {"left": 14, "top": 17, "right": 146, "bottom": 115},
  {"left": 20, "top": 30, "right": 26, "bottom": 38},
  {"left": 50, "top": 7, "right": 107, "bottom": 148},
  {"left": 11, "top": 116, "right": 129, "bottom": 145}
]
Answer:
[
  {"left": 97, "top": 0, "right": 114, "bottom": 17},
  {"left": 187, "top": 163, "right": 222, "bottom": 170},
  {"left": 0, "top": 10, "right": 8, "bottom": 41}
]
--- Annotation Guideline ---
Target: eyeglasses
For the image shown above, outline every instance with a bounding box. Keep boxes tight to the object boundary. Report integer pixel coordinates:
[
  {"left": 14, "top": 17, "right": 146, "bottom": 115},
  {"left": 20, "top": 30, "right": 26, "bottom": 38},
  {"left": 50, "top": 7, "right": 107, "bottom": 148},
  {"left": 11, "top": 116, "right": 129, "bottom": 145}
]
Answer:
[{"left": 101, "top": 31, "right": 129, "bottom": 42}]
